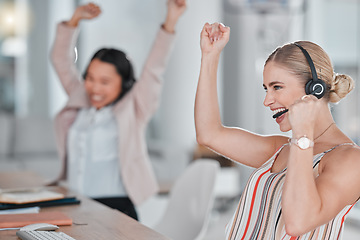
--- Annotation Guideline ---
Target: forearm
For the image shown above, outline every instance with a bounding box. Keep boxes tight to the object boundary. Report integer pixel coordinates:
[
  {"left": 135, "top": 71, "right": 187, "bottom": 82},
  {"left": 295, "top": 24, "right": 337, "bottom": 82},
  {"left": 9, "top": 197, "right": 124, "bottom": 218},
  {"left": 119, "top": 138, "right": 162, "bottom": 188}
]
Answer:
[
  {"left": 51, "top": 23, "right": 81, "bottom": 95},
  {"left": 162, "top": 15, "right": 178, "bottom": 33},
  {"left": 282, "top": 146, "right": 322, "bottom": 235},
  {"left": 195, "top": 53, "right": 222, "bottom": 145},
  {"left": 162, "top": 0, "right": 186, "bottom": 33},
  {"left": 128, "top": 28, "right": 176, "bottom": 119},
  {"left": 66, "top": 15, "right": 81, "bottom": 28}
]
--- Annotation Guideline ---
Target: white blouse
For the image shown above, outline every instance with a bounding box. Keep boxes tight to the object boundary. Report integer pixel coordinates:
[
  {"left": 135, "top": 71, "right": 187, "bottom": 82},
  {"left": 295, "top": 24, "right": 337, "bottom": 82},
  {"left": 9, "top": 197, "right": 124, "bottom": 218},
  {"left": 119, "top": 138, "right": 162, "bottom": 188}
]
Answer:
[{"left": 67, "top": 106, "right": 127, "bottom": 198}]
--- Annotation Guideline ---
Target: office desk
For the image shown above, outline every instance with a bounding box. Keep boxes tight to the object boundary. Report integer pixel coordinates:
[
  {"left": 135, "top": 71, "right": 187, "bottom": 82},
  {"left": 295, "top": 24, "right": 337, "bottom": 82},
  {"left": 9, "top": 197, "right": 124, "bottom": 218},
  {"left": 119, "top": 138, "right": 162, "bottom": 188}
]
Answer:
[{"left": 0, "top": 171, "right": 170, "bottom": 240}]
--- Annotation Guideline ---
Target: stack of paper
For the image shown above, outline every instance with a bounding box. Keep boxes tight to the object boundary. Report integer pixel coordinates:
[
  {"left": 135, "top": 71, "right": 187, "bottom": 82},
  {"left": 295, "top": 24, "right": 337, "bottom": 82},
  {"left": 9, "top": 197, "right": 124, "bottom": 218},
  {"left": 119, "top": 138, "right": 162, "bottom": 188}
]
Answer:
[{"left": 0, "top": 189, "right": 64, "bottom": 204}]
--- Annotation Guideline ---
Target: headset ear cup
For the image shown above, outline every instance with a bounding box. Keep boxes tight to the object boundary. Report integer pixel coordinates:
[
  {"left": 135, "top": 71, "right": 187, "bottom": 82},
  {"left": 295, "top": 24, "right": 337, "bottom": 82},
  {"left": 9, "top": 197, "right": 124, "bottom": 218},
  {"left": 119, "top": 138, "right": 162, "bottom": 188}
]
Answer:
[
  {"left": 121, "top": 78, "right": 136, "bottom": 95},
  {"left": 305, "top": 79, "right": 326, "bottom": 99},
  {"left": 305, "top": 79, "right": 313, "bottom": 95}
]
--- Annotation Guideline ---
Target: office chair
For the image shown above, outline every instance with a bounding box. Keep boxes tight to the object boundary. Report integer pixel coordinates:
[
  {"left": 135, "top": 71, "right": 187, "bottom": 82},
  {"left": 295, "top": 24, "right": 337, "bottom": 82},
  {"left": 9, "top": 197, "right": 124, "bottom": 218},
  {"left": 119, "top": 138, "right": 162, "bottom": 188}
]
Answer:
[{"left": 153, "top": 159, "right": 220, "bottom": 240}]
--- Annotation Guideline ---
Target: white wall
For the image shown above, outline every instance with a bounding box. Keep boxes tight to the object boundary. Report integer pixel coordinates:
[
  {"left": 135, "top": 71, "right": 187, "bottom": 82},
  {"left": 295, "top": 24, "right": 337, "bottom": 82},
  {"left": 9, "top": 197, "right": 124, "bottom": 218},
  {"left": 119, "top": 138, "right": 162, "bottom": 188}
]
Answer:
[
  {"left": 1, "top": 0, "right": 359, "bottom": 159},
  {"left": 222, "top": 0, "right": 305, "bottom": 135},
  {"left": 76, "top": 0, "right": 223, "bottom": 154},
  {"left": 152, "top": 0, "right": 223, "bottom": 150},
  {"left": 48, "top": 0, "right": 74, "bottom": 118}
]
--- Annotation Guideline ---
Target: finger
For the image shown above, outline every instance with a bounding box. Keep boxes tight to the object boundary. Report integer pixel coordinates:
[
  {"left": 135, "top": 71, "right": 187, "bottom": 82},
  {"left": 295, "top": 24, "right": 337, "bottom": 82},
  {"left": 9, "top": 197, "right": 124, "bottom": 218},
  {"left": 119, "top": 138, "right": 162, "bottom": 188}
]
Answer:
[
  {"left": 200, "top": 24, "right": 211, "bottom": 42},
  {"left": 301, "top": 95, "right": 310, "bottom": 101},
  {"left": 219, "top": 23, "right": 230, "bottom": 33},
  {"left": 175, "top": 0, "right": 186, "bottom": 6},
  {"left": 87, "top": 3, "right": 100, "bottom": 10},
  {"left": 203, "top": 23, "right": 212, "bottom": 35},
  {"left": 89, "top": 7, "right": 101, "bottom": 16},
  {"left": 301, "top": 94, "right": 317, "bottom": 102},
  {"left": 209, "top": 23, "right": 222, "bottom": 42}
]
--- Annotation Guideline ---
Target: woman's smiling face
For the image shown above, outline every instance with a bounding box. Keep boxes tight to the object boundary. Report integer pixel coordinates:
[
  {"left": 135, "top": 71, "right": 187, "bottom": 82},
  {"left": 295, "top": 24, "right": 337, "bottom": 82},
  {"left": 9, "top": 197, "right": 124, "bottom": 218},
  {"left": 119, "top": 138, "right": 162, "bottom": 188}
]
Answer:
[
  {"left": 84, "top": 59, "right": 122, "bottom": 109},
  {"left": 263, "top": 61, "right": 306, "bottom": 132}
]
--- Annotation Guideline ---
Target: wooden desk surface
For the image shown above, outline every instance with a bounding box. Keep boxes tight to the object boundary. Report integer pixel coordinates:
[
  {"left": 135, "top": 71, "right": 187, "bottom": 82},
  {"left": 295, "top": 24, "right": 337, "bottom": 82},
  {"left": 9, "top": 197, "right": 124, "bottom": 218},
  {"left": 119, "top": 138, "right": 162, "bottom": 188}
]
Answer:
[{"left": 0, "top": 171, "right": 170, "bottom": 240}]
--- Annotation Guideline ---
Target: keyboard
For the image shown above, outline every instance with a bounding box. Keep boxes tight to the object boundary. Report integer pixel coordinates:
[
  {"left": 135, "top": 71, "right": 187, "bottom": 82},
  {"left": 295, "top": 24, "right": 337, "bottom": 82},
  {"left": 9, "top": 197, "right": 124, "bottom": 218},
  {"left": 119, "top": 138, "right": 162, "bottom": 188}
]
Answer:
[{"left": 16, "top": 230, "right": 76, "bottom": 240}]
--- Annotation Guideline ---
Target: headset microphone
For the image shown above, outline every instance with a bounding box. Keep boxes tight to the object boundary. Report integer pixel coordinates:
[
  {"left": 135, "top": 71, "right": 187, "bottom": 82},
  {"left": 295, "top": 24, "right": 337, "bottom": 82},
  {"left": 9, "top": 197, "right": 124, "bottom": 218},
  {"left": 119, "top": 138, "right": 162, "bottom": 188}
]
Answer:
[
  {"left": 272, "top": 43, "right": 327, "bottom": 119},
  {"left": 272, "top": 86, "right": 321, "bottom": 119},
  {"left": 272, "top": 109, "right": 288, "bottom": 119}
]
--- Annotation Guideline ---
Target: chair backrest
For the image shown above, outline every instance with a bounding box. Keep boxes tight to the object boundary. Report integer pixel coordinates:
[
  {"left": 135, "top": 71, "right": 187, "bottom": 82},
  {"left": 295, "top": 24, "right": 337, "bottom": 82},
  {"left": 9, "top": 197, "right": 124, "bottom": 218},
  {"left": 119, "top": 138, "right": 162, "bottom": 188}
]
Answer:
[{"left": 154, "top": 159, "right": 220, "bottom": 240}]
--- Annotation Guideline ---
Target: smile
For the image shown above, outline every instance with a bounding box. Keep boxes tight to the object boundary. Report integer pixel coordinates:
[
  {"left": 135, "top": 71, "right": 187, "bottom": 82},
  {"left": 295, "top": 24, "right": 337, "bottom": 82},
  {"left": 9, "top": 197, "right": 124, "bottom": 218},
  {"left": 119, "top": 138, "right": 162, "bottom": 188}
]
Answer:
[
  {"left": 91, "top": 95, "right": 104, "bottom": 101},
  {"left": 272, "top": 107, "right": 286, "bottom": 116},
  {"left": 272, "top": 108, "right": 288, "bottom": 119}
]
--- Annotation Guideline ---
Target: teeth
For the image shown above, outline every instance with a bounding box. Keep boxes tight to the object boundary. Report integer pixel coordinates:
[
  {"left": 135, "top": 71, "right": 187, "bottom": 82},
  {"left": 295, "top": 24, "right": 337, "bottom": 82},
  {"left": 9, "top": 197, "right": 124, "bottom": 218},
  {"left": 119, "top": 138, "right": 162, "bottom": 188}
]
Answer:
[
  {"left": 91, "top": 95, "right": 103, "bottom": 101},
  {"left": 273, "top": 108, "right": 286, "bottom": 115}
]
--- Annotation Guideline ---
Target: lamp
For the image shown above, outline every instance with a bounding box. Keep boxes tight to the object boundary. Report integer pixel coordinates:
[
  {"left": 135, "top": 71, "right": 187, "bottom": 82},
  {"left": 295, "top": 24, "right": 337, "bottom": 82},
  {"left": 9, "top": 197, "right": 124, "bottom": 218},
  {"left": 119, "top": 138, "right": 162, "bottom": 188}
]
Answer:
[{"left": 0, "top": 0, "right": 32, "bottom": 57}]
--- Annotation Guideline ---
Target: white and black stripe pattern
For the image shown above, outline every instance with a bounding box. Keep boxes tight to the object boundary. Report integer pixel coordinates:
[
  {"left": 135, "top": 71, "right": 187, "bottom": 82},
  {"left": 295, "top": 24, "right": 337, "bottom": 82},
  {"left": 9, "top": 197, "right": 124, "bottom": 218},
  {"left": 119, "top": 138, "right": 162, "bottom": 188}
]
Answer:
[{"left": 225, "top": 143, "right": 357, "bottom": 240}]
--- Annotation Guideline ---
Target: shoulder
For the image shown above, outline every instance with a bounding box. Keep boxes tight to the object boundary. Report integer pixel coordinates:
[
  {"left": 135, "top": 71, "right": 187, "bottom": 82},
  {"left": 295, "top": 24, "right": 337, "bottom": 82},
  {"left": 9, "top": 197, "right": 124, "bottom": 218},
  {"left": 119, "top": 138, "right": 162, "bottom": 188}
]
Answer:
[
  {"left": 318, "top": 144, "right": 360, "bottom": 205},
  {"left": 321, "top": 143, "right": 360, "bottom": 172},
  {"left": 270, "top": 135, "right": 289, "bottom": 150},
  {"left": 329, "top": 143, "right": 360, "bottom": 160},
  {"left": 257, "top": 134, "right": 289, "bottom": 160},
  {"left": 341, "top": 144, "right": 360, "bottom": 165}
]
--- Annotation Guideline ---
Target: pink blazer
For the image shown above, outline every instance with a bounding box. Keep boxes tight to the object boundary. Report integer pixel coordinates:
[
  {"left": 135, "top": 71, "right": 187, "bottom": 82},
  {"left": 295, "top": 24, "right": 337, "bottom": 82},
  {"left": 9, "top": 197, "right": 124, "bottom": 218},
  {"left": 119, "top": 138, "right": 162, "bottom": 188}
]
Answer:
[{"left": 50, "top": 23, "right": 175, "bottom": 205}]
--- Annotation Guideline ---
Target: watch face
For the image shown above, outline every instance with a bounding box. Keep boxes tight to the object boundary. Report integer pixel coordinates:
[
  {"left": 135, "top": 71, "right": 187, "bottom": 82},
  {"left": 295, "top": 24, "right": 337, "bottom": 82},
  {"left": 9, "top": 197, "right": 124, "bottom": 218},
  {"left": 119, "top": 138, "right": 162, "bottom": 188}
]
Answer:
[{"left": 298, "top": 137, "right": 310, "bottom": 149}]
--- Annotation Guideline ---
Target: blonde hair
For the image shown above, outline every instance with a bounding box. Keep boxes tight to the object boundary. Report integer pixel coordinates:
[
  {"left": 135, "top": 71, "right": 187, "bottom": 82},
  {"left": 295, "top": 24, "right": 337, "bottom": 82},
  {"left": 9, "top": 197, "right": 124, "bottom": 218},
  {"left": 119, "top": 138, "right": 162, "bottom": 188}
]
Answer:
[{"left": 265, "top": 41, "right": 354, "bottom": 103}]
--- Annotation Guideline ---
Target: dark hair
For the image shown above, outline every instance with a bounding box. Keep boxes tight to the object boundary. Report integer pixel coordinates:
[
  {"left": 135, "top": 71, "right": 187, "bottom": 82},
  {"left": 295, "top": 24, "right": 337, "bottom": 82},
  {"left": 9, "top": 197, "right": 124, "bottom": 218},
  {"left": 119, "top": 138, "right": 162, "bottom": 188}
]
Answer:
[{"left": 83, "top": 48, "right": 136, "bottom": 101}]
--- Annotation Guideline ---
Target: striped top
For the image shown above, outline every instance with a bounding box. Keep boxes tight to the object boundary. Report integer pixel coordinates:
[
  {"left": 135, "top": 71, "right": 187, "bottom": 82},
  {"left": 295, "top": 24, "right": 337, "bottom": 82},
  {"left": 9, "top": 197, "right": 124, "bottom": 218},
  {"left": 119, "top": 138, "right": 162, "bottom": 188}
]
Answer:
[{"left": 225, "top": 143, "right": 357, "bottom": 240}]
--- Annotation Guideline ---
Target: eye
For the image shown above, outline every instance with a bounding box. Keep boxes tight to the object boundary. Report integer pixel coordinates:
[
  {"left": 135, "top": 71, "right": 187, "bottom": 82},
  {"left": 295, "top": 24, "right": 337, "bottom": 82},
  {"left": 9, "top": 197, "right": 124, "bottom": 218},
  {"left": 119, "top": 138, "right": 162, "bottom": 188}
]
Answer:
[
  {"left": 101, "top": 79, "right": 110, "bottom": 85},
  {"left": 263, "top": 86, "right": 268, "bottom": 92},
  {"left": 274, "top": 85, "right": 282, "bottom": 90},
  {"left": 86, "top": 76, "right": 94, "bottom": 82}
]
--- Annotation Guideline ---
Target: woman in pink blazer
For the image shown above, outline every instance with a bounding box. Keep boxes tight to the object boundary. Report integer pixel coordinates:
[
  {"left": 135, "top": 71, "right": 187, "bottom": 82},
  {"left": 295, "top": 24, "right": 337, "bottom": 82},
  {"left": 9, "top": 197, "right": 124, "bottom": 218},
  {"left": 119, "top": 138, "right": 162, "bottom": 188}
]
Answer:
[{"left": 50, "top": 1, "right": 186, "bottom": 220}]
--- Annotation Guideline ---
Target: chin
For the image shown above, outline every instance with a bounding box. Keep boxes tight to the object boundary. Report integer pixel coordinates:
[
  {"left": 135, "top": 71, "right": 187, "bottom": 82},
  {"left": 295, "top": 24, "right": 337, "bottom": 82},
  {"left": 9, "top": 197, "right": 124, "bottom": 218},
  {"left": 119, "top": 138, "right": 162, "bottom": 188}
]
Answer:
[
  {"left": 279, "top": 124, "right": 291, "bottom": 133},
  {"left": 91, "top": 102, "right": 104, "bottom": 110}
]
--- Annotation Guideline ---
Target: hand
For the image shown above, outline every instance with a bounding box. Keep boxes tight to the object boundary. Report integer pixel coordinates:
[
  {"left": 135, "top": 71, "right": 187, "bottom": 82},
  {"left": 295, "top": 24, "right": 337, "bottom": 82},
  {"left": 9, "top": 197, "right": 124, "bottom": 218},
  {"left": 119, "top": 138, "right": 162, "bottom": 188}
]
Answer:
[
  {"left": 200, "top": 22, "right": 230, "bottom": 55},
  {"left": 67, "top": 3, "right": 101, "bottom": 27},
  {"left": 288, "top": 95, "right": 322, "bottom": 138},
  {"left": 162, "top": 0, "right": 187, "bottom": 33}
]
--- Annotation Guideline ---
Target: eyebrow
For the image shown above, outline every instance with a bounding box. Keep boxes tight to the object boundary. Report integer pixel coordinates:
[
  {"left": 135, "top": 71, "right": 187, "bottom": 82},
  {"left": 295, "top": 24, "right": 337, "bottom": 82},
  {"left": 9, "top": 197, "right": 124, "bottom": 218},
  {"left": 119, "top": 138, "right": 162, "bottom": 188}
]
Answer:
[{"left": 263, "top": 81, "right": 285, "bottom": 88}]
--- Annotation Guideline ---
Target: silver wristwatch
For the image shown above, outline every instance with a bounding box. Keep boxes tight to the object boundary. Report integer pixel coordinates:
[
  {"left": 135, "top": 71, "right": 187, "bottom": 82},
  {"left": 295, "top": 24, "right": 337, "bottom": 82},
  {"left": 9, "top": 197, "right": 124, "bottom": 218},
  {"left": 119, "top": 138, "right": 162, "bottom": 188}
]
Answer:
[{"left": 290, "top": 136, "right": 314, "bottom": 150}]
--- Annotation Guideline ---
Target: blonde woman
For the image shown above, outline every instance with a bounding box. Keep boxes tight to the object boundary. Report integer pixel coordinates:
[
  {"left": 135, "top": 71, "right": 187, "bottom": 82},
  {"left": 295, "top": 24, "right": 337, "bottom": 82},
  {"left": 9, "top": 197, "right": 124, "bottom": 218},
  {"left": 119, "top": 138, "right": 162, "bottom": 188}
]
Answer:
[{"left": 195, "top": 22, "right": 360, "bottom": 239}]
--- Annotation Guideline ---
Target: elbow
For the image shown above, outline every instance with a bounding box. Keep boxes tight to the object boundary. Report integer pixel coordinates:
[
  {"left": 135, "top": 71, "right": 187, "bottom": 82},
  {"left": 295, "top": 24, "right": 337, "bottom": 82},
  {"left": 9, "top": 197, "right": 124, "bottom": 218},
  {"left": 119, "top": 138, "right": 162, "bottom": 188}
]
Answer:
[
  {"left": 196, "top": 128, "right": 217, "bottom": 148},
  {"left": 285, "top": 224, "right": 302, "bottom": 237},
  {"left": 195, "top": 125, "right": 221, "bottom": 147},
  {"left": 284, "top": 219, "right": 311, "bottom": 237},
  {"left": 50, "top": 49, "right": 60, "bottom": 67},
  {"left": 196, "top": 133, "right": 210, "bottom": 148}
]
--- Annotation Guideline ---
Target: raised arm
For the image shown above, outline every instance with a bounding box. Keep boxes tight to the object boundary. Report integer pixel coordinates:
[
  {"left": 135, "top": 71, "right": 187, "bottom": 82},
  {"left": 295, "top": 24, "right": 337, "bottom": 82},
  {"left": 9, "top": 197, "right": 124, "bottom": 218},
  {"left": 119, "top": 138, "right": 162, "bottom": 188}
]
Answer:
[
  {"left": 162, "top": 0, "right": 187, "bottom": 33},
  {"left": 50, "top": 3, "right": 101, "bottom": 95},
  {"left": 195, "top": 23, "right": 284, "bottom": 168},
  {"left": 128, "top": 0, "right": 187, "bottom": 120},
  {"left": 66, "top": 3, "right": 101, "bottom": 28}
]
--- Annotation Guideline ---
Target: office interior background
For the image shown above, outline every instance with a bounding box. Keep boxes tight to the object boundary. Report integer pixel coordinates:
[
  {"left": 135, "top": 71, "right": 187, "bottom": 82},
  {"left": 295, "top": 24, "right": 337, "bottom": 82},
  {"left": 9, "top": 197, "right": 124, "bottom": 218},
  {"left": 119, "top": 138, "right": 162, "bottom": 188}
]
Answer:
[{"left": 0, "top": 0, "right": 359, "bottom": 238}]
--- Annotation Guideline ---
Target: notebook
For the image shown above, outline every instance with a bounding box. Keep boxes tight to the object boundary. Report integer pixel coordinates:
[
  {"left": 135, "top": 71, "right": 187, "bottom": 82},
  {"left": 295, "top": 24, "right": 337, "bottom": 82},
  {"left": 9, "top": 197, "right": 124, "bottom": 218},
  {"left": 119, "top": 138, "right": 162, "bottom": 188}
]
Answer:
[
  {"left": 0, "top": 189, "right": 65, "bottom": 204},
  {"left": 0, "top": 211, "right": 73, "bottom": 228},
  {"left": 0, "top": 197, "right": 81, "bottom": 210}
]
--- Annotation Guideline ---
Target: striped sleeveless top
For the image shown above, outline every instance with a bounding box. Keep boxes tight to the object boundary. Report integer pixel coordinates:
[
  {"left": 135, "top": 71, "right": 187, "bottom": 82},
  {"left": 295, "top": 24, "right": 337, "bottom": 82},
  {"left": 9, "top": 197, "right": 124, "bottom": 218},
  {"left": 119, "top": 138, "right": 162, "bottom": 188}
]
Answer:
[{"left": 225, "top": 143, "right": 357, "bottom": 240}]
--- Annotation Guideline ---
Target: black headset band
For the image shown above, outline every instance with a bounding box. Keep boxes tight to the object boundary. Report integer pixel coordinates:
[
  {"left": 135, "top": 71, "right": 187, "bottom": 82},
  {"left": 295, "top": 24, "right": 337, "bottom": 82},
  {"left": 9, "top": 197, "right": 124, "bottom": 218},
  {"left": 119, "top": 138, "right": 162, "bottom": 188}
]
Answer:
[{"left": 293, "top": 43, "right": 318, "bottom": 82}]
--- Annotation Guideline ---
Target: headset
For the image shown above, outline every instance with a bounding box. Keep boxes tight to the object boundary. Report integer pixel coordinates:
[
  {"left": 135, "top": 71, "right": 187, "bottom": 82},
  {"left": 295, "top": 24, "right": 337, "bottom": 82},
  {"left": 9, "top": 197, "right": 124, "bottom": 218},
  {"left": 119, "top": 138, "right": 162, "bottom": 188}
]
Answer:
[
  {"left": 272, "top": 43, "right": 327, "bottom": 119},
  {"left": 293, "top": 42, "right": 326, "bottom": 99}
]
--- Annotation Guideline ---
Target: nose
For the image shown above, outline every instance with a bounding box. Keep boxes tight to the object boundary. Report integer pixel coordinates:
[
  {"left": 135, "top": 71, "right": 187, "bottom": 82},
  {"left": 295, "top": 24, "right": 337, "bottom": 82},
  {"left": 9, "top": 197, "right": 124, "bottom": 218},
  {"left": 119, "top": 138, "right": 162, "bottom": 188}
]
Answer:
[
  {"left": 263, "top": 91, "right": 275, "bottom": 107},
  {"left": 91, "top": 82, "right": 101, "bottom": 93}
]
